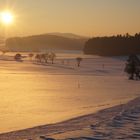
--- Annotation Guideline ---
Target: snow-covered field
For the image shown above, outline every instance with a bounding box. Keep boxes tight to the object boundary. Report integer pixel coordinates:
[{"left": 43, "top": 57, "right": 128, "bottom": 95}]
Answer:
[{"left": 0, "top": 52, "right": 140, "bottom": 139}]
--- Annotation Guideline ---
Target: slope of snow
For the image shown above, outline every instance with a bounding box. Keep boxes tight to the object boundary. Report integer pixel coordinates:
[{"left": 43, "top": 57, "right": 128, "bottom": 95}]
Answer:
[
  {"left": 0, "top": 97, "right": 140, "bottom": 140},
  {"left": 53, "top": 97, "right": 140, "bottom": 140},
  {"left": 0, "top": 52, "right": 139, "bottom": 139}
]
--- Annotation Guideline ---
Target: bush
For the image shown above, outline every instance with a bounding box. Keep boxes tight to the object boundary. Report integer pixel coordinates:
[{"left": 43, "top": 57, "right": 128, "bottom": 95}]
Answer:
[{"left": 14, "top": 53, "right": 22, "bottom": 61}]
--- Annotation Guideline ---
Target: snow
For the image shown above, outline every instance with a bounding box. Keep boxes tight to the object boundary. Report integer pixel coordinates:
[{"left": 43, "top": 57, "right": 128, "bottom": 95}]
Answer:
[
  {"left": 1, "top": 97, "right": 140, "bottom": 140},
  {"left": 0, "top": 52, "right": 139, "bottom": 139}
]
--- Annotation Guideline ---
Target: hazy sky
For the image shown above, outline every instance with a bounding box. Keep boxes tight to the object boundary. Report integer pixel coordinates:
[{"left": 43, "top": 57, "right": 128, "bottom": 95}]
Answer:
[{"left": 0, "top": 0, "right": 140, "bottom": 37}]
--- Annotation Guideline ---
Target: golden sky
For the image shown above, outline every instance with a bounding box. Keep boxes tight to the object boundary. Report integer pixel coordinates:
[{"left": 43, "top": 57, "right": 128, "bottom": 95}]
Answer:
[{"left": 0, "top": 0, "right": 140, "bottom": 37}]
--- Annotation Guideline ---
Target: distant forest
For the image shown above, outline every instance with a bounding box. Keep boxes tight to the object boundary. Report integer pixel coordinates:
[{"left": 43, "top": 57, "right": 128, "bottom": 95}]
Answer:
[
  {"left": 84, "top": 33, "right": 140, "bottom": 56},
  {"left": 6, "top": 34, "right": 87, "bottom": 52}
]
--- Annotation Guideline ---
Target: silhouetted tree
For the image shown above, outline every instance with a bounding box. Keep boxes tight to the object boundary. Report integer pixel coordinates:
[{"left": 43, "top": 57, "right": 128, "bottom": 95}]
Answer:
[
  {"left": 125, "top": 33, "right": 131, "bottom": 38},
  {"left": 35, "top": 54, "right": 41, "bottom": 62},
  {"left": 124, "top": 55, "right": 140, "bottom": 80},
  {"left": 49, "top": 52, "right": 56, "bottom": 64},
  {"left": 76, "top": 57, "right": 82, "bottom": 67},
  {"left": 15, "top": 53, "right": 22, "bottom": 61},
  {"left": 44, "top": 53, "right": 49, "bottom": 63},
  {"left": 28, "top": 53, "right": 34, "bottom": 61}
]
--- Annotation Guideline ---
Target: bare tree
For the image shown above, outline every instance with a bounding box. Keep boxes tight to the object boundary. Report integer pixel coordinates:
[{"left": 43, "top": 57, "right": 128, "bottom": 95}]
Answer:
[
  {"left": 76, "top": 57, "right": 82, "bottom": 67},
  {"left": 49, "top": 52, "right": 56, "bottom": 64},
  {"left": 28, "top": 53, "right": 34, "bottom": 61},
  {"left": 44, "top": 53, "right": 49, "bottom": 63},
  {"left": 35, "top": 54, "right": 41, "bottom": 62}
]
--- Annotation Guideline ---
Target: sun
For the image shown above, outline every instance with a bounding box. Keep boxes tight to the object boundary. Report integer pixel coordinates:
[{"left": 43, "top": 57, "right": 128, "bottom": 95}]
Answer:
[{"left": 1, "top": 11, "right": 14, "bottom": 25}]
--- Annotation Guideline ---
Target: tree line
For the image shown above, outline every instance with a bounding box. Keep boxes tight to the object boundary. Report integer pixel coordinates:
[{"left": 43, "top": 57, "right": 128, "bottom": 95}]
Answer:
[{"left": 83, "top": 33, "right": 140, "bottom": 56}]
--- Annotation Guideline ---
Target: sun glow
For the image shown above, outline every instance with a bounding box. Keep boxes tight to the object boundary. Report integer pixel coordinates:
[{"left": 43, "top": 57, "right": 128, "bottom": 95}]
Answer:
[{"left": 1, "top": 11, "right": 14, "bottom": 25}]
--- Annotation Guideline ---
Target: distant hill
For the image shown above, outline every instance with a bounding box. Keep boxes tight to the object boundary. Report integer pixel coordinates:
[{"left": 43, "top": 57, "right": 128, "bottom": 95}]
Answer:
[
  {"left": 84, "top": 33, "right": 140, "bottom": 56},
  {"left": 6, "top": 33, "right": 88, "bottom": 52},
  {"left": 0, "top": 37, "right": 5, "bottom": 49},
  {"left": 47, "top": 32, "right": 88, "bottom": 39}
]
